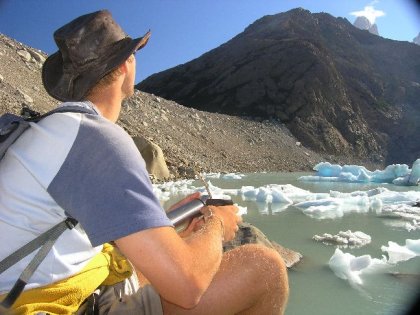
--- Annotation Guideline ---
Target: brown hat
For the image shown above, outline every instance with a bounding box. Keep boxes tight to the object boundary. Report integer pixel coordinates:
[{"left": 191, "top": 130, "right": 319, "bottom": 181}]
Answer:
[{"left": 42, "top": 10, "right": 150, "bottom": 102}]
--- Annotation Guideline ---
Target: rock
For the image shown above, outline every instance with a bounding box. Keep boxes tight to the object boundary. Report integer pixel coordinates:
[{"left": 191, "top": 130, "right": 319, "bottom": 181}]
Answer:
[
  {"left": 0, "top": 74, "right": 3, "bottom": 83},
  {"left": 353, "top": 16, "right": 379, "bottom": 35},
  {"left": 17, "top": 49, "right": 31, "bottom": 62},
  {"left": 29, "top": 50, "right": 46, "bottom": 64},
  {"left": 15, "top": 89, "right": 33, "bottom": 103},
  {"left": 223, "top": 222, "right": 303, "bottom": 268},
  {"left": 133, "top": 136, "right": 170, "bottom": 180}
]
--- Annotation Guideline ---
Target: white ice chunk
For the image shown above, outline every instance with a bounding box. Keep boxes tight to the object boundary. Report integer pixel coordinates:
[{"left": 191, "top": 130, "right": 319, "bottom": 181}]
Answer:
[
  {"left": 256, "top": 187, "right": 272, "bottom": 203},
  {"left": 271, "top": 203, "right": 291, "bottom": 213},
  {"left": 240, "top": 186, "right": 257, "bottom": 200},
  {"left": 298, "top": 199, "right": 343, "bottom": 219},
  {"left": 314, "top": 162, "right": 342, "bottom": 177},
  {"left": 271, "top": 187, "right": 293, "bottom": 204},
  {"left": 236, "top": 205, "right": 247, "bottom": 216},
  {"left": 370, "top": 197, "right": 383, "bottom": 214},
  {"left": 329, "top": 249, "right": 389, "bottom": 287},
  {"left": 222, "top": 173, "right": 245, "bottom": 180},
  {"left": 203, "top": 173, "right": 221, "bottom": 179},
  {"left": 408, "top": 159, "right": 420, "bottom": 186},
  {"left": 313, "top": 230, "right": 371, "bottom": 247},
  {"left": 381, "top": 239, "right": 420, "bottom": 264},
  {"left": 300, "top": 160, "right": 419, "bottom": 186}
]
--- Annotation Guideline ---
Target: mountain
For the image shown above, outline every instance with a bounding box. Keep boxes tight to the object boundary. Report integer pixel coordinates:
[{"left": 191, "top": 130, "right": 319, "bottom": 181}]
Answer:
[
  {"left": 137, "top": 8, "right": 420, "bottom": 165},
  {"left": 353, "top": 16, "right": 379, "bottom": 35},
  {"left": 414, "top": 33, "right": 420, "bottom": 45}
]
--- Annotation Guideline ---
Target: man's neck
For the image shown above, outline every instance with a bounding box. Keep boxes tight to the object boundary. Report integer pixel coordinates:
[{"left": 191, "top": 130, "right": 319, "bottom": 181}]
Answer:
[{"left": 86, "top": 88, "right": 123, "bottom": 123}]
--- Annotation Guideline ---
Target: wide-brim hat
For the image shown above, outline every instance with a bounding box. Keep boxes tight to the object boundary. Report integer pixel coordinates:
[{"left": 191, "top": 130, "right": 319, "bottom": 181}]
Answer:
[{"left": 42, "top": 10, "right": 150, "bottom": 102}]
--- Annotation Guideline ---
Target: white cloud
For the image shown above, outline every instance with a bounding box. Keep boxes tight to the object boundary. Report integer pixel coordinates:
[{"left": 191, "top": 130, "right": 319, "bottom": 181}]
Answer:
[{"left": 350, "top": 5, "right": 386, "bottom": 24}]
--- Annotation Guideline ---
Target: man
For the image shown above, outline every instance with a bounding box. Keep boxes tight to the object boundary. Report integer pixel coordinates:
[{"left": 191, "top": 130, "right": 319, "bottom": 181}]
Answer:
[{"left": 0, "top": 10, "right": 289, "bottom": 314}]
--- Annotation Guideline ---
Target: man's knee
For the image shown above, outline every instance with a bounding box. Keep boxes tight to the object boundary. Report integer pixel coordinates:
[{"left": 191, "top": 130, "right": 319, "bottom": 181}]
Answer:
[
  {"left": 230, "top": 244, "right": 289, "bottom": 309},
  {"left": 230, "top": 244, "right": 289, "bottom": 286}
]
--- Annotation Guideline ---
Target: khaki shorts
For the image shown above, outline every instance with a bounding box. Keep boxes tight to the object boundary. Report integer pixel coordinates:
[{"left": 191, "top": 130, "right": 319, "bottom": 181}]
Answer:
[{"left": 77, "top": 272, "right": 163, "bottom": 315}]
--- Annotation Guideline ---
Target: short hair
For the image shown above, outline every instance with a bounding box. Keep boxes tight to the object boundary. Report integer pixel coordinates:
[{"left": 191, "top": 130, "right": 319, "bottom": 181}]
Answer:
[{"left": 85, "top": 54, "right": 134, "bottom": 97}]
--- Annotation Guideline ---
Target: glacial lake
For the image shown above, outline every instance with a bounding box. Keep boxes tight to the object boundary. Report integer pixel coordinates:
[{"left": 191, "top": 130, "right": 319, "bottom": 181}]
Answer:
[{"left": 156, "top": 172, "right": 420, "bottom": 315}]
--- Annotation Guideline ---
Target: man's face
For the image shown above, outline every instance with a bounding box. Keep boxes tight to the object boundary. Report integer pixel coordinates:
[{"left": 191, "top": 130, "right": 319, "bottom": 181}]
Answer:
[{"left": 122, "top": 54, "right": 136, "bottom": 99}]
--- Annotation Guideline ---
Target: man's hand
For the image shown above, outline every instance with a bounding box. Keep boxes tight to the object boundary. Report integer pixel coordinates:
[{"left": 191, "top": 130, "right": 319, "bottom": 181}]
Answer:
[
  {"left": 177, "top": 216, "right": 205, "bottom": 238},
  {"left": 204, "top": 205, "right": 242, "bottom": 242}
]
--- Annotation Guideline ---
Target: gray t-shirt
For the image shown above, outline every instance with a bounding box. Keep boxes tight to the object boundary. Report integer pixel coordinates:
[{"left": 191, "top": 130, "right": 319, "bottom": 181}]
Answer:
[
  {"left": 48, "top": 104, "right": 172, "bottom": 246},
  {"left": 0, "top": 101, "right": 172, "bottom": 292}
]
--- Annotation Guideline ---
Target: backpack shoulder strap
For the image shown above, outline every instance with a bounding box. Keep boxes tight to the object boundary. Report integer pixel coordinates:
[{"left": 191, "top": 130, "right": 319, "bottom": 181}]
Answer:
[
  {"left": 0, "top": 105, "right": 97, "bottom": 160},
  {"left": 0, "top": 105, "right": 94, "bottom": 308},
  {"left": 26, "top": 105, "right": 97, "bottom": 122},
  {"left": 0, "top": 218, "right": 78, "bottom": 308}
]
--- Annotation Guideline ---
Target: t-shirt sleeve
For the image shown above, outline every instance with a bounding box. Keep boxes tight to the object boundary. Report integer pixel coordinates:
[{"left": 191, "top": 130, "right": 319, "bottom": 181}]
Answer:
[{"left": 48, "top": 114, "right": 172, "bottom": 246}]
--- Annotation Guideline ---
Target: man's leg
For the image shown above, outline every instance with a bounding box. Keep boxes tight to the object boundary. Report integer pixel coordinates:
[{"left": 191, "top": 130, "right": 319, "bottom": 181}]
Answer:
[{"left": 161, "top": 244, "right": 289, "bottom": 315}]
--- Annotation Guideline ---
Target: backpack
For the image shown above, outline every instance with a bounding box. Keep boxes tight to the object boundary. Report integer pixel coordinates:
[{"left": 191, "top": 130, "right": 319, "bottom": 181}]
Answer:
[{"left": 0, "top": 105, "right": 96, "bottom": 309}]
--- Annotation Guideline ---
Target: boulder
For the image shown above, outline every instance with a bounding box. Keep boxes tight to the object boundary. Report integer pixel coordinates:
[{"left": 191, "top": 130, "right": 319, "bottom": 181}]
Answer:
[
  {"left": 133, "top": 136, "right": 170, "bottom": 180},
  {"left": 223, "top": 222, "right": 302, "bottom": 268}
]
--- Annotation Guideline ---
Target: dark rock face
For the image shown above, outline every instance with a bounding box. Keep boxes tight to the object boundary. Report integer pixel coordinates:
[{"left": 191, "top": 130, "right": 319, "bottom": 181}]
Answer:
[
  {"left": 353, "top": 16, "right": 379, "bottom": 35},
  {"left": 138, "top": 8, "right": 420, "bottom": 165}
]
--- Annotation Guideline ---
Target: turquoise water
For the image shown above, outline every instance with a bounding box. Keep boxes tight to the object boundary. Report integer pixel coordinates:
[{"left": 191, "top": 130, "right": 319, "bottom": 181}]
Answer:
[{"left": 162, "top": 172, "right": 420, "bottom": 315}]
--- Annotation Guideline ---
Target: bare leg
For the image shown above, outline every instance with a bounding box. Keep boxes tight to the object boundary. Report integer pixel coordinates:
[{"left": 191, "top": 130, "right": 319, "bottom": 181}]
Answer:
[{"left": 162, "top": 244, "right": 289, "bottom": 315}]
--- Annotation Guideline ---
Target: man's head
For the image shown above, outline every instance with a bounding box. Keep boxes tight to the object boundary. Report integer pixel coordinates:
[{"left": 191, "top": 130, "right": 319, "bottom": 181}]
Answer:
[{"left": 42, "top": 10, "right": 150, "bottom": 102}]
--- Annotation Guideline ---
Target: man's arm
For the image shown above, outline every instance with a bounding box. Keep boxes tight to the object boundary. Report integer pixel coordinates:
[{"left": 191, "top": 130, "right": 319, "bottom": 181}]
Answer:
[{"left": 115, "top": 205, "right": 240, "bottom": 309}]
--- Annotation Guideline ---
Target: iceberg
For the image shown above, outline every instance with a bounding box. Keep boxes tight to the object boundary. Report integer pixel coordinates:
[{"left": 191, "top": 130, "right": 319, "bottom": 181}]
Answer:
[
  {"left": 300, "top": 159, "right": 420, "bottom": 186},
  {"left": 328, "top": 248, "right": 389, "bottom": 286},
  {"left": 329, "top": 239, "right": 420, "bottom": 286},
  {"left": 313, "top": 230, "right": 371, "bottom": 248},
  {"left": 221, "top": 173, "right": 245, "bottom": 180},
  {"left": 381, "top": 239, "right": 420, "bottom": 264}
]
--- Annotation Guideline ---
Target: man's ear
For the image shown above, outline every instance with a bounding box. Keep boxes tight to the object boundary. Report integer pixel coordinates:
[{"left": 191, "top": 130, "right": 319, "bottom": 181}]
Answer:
[
  {"left": 120, "top": 55, "right": 134, "bottom": 74},
  {"left": 120, "top": 61, "right": 129, "bottom": 74}
]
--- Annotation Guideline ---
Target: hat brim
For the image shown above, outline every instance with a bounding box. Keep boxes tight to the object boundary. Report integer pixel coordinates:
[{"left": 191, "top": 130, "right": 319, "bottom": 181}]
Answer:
[{"left": 42, "top": 31, "right": 151, "bottom": 102}]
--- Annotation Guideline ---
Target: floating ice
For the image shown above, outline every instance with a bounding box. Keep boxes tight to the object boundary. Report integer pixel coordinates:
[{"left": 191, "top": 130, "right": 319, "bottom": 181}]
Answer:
[
  {"left": 152, "top": 179, "right": 420, "bottom": 222},
  {"left": 202, "top": 172, "right": 245, "bottom": 180},
  {"left": 153, "top": 179, "right": 196, "bottom": 202},
  {"left": 236, "top": 205, "right": 248, "bottom": 216},
  {"left": 381, "top": 239, "right": 420, "bottom": 264},
  {"left": 293, "top": 187, "right": 420, "bottom": 220},
  {"left": 221, "top": 173, "right": 245, "bottom": 180},
  {"left": 313, "top": 230, "right": 371, "bottom": 248},
  {"left": 203, "top": 172, "right": 221, "bottom": 179},
  {"left": 300, "top": 159, "right": 420, "bottom": 186},
  {"left": 328, "top": 248, "right": 389, "bottom": 286},
  {"left": 295, "top": 195, "right": 371, "bottom": 219}
]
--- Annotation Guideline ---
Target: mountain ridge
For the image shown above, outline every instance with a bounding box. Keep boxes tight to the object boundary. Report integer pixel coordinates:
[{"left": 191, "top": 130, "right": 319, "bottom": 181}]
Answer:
[{"left": 138, "top": 8, "right": 420, "bottom": 165}]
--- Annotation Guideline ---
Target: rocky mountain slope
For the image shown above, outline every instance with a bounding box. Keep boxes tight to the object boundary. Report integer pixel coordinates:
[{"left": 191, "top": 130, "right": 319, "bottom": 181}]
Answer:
[
  {"left": 138, "top": 8, "right": 420, "bottom": 165},
  {"left": 1, "top": 33, "right": 362, "bottom": 178}
]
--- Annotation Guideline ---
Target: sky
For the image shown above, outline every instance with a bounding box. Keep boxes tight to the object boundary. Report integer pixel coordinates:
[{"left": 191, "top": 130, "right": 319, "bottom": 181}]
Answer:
[{"left": 0, "top": 0, "right": 419, "bottom": 83}]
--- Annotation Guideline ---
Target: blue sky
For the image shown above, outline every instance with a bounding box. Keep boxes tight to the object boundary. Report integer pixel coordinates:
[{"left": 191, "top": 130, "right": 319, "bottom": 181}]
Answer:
[{"left": 0, "top": 0, "right": 419, "bottom": 83}]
